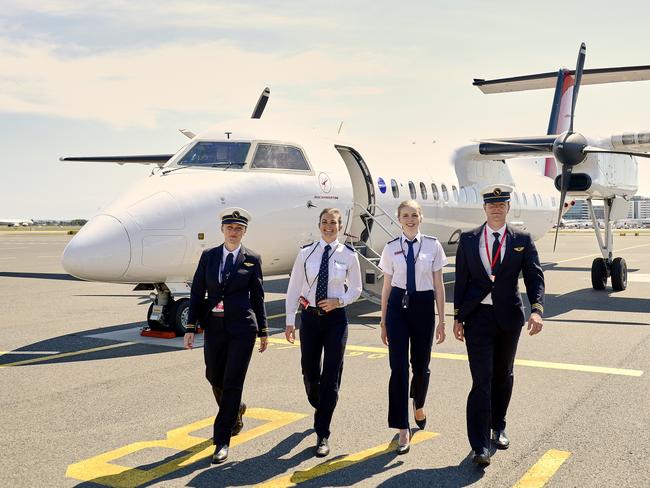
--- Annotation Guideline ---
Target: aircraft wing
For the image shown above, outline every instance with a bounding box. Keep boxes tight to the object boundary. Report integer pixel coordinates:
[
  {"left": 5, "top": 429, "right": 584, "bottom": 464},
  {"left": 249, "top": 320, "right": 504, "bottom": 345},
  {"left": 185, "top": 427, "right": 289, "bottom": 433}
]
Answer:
[{"left": 59, "top": 154, "right": 174, "bottom": 167}]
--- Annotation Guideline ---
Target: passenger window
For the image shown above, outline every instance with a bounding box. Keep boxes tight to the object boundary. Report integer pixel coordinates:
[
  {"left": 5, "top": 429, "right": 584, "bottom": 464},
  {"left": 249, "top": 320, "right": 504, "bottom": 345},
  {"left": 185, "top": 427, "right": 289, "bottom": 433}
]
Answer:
[
  {"left": 419, "top": 182, "right": 428, "bottom": 200},
  {"left": 459, "top": 187, "right": 467, "bottom": 203},
  {"left": 522, "top": 193, "right": 528, "bottom": 206},
  {"left": 391, "top": 179, "right": 399, "bottom": 198},
  {"left": 452, "top": 185, "right": 459, "bottom": 202},
  {"left": 408, "top": 181, "right": 416, "bottom": 199},
  {"left": 513, "top": 192, "right": 520, "bottom": 207},
  {"left": 441, "top": 184, "right": 449, "bottom": 201},
  {"left": 251, "top": 143, "right": 310, "bottom": 170},
  {"left": 431, "top": 183, "right": 439, "bottom": 201}
]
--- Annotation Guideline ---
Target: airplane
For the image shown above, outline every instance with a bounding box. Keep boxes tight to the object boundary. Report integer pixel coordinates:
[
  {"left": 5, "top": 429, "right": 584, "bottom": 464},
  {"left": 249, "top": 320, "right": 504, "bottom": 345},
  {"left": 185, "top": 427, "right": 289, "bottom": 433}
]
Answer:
[
  {"left": 60, "top": 44, "right": 650, "bottom": 335},
  {"left": 0, "top": 218, "right": 34, "bottom": 227}
]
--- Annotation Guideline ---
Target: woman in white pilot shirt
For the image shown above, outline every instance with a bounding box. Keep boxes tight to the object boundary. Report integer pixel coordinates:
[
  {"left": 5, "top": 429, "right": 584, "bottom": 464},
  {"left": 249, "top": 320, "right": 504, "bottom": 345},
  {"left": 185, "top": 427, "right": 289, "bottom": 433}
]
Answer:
[
  {"left": 378, "top": 199, "right": 447, "bottom": 454},
  {"left": 285, "top": 208, "right": 362, "bottom": 458}
]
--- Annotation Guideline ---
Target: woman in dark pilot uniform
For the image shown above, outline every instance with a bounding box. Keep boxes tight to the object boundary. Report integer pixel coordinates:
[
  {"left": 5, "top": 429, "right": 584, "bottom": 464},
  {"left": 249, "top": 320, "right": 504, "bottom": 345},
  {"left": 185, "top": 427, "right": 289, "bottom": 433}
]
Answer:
[
  {"left": 183, "top": 207, "right": 268, "bottom": 464},
  {"left": 378, "top": 199, "right": 447, "bottom": 454},
  {"left": 285, "top": 208, "right": 362, "bottom": 457}
]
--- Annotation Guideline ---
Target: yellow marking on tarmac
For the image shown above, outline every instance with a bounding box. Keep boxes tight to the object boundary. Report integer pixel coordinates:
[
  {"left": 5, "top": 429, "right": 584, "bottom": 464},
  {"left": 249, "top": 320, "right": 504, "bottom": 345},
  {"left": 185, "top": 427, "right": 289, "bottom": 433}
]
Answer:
[
  {"left": 513, "top": 449, "right": 571, "bottom": 488},
  {"left": 0, "top": 342, "right": 135, "bottom": 368},
  {"left": 258, "top": 431, "right": 439, "bottom": 487},
  {"left": 547, "top": 242, "right": 650, "bottom": 266},
  {"left": 265, "top": 338, "right": 643, "bottom": 376},
  {"left": 66, "top": 407, "right": 307, "bottom": 488}
]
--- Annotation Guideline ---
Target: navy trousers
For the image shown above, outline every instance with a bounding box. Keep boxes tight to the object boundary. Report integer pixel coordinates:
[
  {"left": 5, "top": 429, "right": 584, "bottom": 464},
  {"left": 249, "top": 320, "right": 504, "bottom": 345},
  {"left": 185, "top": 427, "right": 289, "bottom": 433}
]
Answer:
[
  {"left": 299, "top": 307, "right": 348, "bottom": 439},
  {"left": 203, "top": 315, "right": 256, "bottom": 446},
  {"left": 385, "top": 288, "right": 435, "bottom": 429},
  {"left": 464, "top": 304, "right": 522, "bottom": 451}
]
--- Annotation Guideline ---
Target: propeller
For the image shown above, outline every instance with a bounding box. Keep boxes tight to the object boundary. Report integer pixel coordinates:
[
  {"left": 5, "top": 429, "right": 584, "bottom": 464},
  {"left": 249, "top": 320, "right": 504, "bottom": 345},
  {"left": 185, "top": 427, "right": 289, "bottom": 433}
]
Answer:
[
  {"left": 478, "top": 42, "right": 650, "bottom": 251},
  {"left": 251, "top": 87, "right": 270, "bottom": 119}
]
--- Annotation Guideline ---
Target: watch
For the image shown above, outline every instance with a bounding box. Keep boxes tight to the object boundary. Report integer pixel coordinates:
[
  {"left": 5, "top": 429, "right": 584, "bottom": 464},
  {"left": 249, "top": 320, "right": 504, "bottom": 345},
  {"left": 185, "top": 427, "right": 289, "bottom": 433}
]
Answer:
[{"left": 337, "top": 297, "right": 344, "bottom": 307}]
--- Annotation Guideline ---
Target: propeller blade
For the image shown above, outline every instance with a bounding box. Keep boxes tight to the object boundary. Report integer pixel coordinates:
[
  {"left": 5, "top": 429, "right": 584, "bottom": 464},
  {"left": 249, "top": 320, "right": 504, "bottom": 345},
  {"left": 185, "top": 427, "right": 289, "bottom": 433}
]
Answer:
[
  {"left": 478, "top": 136, "right": 556, "bottom": 155},
  {"left": 569, "top": 43, "right": 587, "bottom": 132},
  {"left": 553, "top": 165, "right": 573, "bottom": 252},
  {"left": 251, "top": 87, "right": 270, "bottom": 119},
  {"left": 583, "top": 146, "right": 650, "bottom": 159}
]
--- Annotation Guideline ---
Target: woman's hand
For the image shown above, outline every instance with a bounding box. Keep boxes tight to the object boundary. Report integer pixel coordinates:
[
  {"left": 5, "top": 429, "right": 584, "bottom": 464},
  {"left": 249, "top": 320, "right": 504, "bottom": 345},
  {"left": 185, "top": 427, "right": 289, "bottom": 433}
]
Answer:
[
  {"left": 453, "top": 320, "right": 465, "bottom": 342},
  {"left": 435, "top": 322, "right": 446, "bottom": 344},
  {"left": 285, "top": 325, "right": 296, "bottom": 344},
  {"left": 317, "top": 298, "right": 340, "bottom": 313},
  {"left": 259, "top": 337, "right": 268, "bottom": 352},
  {"left": 183, "top": 332, "right": 195, "bottom": 349},
  {"left": 380, "top": 323, "right": 389, "bottom": 346}
]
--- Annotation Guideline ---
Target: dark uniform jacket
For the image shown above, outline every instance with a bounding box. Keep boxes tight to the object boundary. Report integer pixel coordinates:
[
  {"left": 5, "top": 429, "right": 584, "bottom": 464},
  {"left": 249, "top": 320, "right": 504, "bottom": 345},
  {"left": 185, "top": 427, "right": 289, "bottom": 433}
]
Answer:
[
  {"left": 187, "top": 244, "right": 268, "bottom": 337},
  {"left": 453, "top": 223, "right": 544, "bottom": 329}
]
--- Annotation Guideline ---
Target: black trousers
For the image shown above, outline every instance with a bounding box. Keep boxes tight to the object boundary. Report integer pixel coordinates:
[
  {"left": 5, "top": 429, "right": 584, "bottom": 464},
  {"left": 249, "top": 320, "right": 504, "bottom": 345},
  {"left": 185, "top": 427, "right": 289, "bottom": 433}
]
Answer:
[
  {"left": 385, "top": 288, "right": 435, "bottom": 429},
  {"left": 464, "top": 304, "right": 522, "bottom": 451},
  {"left": 203, "top": 315, "right": 256, "bottom": 446},
  {"left": 299, "top": 307, "right": 348, "bottom": 439}
]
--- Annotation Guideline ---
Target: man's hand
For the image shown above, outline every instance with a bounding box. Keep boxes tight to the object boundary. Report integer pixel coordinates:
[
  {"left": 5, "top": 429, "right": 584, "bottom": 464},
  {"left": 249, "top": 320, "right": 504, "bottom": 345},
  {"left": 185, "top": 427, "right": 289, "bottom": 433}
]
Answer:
[
  {"left": 317, "top": 298, "right": 340, "bottom": 313},
  {"left": 259, "top": 337, "right": 268, "bottom": 352},
  {"left": 285, "top": 325, "right": 296, "bottom": 344},
  {"left": 453, "top": 320, "right": 465, "bottom": 342},
  {"left": 527, "top": 312, "right": 543, "bottom": 336},
  {"left": 380, "top": 323, "right": 388, "bottom": 346},
  {"left": 183, "top": 332, "right": 195, "bottom": 349}
]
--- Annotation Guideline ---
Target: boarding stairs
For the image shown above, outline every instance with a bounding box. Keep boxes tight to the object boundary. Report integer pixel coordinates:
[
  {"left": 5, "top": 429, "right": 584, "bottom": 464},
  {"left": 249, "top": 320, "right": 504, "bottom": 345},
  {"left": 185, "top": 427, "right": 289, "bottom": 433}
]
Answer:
[{"left": 345, "top": 203, "right": 401, "bottom": 304}]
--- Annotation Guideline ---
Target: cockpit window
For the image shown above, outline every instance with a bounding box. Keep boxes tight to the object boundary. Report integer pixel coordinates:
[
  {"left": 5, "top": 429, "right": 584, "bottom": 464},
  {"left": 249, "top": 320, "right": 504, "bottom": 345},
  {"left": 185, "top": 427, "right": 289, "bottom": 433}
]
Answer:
[
  {"left": 251, "top": 143, "right": 310, "bottom": 171},
  {"left": 179, "top": 142, "right": 250, "bottom": 167}
]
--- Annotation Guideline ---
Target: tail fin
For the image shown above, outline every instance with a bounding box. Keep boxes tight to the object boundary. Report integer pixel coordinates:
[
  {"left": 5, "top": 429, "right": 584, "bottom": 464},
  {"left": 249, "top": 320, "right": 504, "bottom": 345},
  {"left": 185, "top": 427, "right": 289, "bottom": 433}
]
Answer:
[{"left": 544, "top": 68, "right": 575, "bottom": 178}]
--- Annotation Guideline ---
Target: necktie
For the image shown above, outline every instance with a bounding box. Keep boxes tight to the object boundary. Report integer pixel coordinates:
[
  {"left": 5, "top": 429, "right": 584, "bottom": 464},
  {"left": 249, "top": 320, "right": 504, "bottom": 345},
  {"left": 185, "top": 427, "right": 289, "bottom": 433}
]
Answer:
[
  {"left": 406, "top": 239, "right": 416, "bottom": 294},
  {"left": 315, "top": 244, "right": 331, "bottom": 303},
  {"left": 222, "top": 252, "right": 234, "bottom": 282},
  {"left": 491, "top": 232, "right": 501, "bottom": 275}
]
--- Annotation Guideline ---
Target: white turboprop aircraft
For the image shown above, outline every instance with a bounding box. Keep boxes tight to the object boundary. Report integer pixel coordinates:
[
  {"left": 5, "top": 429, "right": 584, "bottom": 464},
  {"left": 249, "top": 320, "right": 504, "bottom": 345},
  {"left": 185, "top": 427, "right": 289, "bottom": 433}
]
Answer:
[
  {"left": 61, "top": 44, "right": 650, "bottom": 335},
  {"left": 0, "top": 218, "right": 34, "bottom": 227}
]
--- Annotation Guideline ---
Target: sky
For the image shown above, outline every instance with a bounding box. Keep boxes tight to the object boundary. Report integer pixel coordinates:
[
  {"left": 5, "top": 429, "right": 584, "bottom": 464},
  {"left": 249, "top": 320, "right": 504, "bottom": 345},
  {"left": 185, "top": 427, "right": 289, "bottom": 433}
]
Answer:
[{"left": 1, "top": 0, "right": 649, "bottom": 219}]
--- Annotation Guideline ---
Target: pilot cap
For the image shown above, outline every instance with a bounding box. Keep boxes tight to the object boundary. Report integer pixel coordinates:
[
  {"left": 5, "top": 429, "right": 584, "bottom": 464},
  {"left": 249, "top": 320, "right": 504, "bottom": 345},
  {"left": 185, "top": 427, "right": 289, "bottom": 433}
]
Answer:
[
  {"left": 219, "top": 207, "right": 251, "bottom": 227},
  {"left": 481, "top": 184, "right": 513, "bottom": 203}
]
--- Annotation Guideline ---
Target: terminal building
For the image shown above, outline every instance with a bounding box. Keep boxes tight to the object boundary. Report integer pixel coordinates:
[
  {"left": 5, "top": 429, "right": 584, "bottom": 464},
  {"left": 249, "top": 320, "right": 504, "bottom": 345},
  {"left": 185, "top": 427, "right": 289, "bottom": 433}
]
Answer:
[{"left": 564, "top": 196, "right": 650, "bottom": 221}]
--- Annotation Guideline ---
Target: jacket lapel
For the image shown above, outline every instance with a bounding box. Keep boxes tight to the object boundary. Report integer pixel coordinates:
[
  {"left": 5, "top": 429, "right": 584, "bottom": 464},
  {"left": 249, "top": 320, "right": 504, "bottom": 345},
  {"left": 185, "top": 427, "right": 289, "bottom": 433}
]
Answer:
[
  {"left": 472, "top": 224, "right": 492, "bottom": 282},
  {"left": 499, "top": 224, "right": 516, "bottom": 272}
]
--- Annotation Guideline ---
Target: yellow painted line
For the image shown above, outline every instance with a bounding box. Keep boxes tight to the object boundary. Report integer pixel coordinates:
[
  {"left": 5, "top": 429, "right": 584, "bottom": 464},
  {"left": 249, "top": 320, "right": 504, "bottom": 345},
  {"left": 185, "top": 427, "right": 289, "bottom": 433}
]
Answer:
[
  {"left": 259, "top": 431, "right": 439, "bottom": 487},
  {"left": 0, "top": 342, "right": 135, "bottom": 368},
  {"left": 547, "top": 242, "right": 650, "bottom": 266},
  {"left": 264, "top": 338, "right": 643, "bottom": 376},
  {"left": 513, "top": 449, "right": 571, "bottom": 488},
  {"left": 67, "top": 407, "right": 307, "bottom": 488}
]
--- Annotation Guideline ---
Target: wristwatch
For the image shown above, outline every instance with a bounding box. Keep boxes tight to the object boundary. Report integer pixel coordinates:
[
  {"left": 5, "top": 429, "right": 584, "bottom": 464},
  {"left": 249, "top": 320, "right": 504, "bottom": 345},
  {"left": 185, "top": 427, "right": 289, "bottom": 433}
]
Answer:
[{"left": 337, "top": 297, "right": 344, "bottom": 307}]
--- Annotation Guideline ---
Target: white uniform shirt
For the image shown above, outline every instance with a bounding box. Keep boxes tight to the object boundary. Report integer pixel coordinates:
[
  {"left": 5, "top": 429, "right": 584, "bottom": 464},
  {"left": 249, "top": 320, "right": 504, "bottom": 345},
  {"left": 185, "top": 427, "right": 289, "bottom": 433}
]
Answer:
[
  {"left": 478, "top": 223, "right": 507, "bottom": 305},
  {"left": 219, "top": 245, "right": 241, "bottom": 282},
  {"left": 378, "top": 232, "right": 448, "bottom": 291},
  {"left": 285, "top": 239, "right": 363, "bottom": 326}
]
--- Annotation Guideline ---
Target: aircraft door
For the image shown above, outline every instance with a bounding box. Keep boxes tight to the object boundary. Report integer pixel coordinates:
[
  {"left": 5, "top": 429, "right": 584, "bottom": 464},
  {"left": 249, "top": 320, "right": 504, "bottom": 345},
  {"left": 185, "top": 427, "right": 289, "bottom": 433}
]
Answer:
[{"left": 335, "top": 146, "right": 375, "bottom": 243}]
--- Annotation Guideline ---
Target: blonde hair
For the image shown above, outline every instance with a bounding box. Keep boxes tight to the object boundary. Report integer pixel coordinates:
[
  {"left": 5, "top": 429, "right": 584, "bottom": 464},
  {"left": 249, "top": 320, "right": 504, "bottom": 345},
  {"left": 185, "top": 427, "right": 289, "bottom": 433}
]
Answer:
[{"left": 397, "top": 200, "right": 422, "bottom": 218}]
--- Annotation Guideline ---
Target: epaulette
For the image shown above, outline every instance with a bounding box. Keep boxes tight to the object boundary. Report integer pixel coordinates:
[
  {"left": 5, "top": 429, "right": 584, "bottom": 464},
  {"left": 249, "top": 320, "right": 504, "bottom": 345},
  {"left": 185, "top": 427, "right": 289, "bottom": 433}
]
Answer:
[
  {"left": 422, "top": 234, "right": 437, "bottom": 240},
  {"left": 387, "top": 236, "right": 400, "bottom": 244},
  {"left": 344, "top": 243, "right": 356, "bottom": 252},
  {"left": 301, "top": 242, "right": 316, "bottom": 249}
]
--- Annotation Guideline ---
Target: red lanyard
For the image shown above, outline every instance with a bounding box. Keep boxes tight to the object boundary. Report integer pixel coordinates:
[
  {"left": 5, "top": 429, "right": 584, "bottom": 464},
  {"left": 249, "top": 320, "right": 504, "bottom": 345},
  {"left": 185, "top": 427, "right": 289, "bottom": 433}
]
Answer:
[{"left": 484, "top": 226, "right": 506, "bottom": 270}]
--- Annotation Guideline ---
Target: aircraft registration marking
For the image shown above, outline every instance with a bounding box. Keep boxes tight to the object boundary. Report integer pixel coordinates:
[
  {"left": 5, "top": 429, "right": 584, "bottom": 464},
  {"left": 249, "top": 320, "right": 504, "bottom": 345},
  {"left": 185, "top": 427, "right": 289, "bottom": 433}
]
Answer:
[
  {"left": 262, "top": 338, "right": 644, "bottom": 377},
  {"left": 512, "top": 449, "right": 571, "bottom": 488},
  {"left": 66, "top": 407, "right": 307, "bottom": 487},
  {"left": 258, "top": 431, "right": 439, "bottom": 487}
]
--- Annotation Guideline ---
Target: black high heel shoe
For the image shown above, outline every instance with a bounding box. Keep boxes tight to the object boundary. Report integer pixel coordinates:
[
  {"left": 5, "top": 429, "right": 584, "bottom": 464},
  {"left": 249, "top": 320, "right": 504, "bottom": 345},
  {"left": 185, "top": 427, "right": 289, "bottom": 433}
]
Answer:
[{"left": 413, "top": 399, "right": 427, "bottom": 430}]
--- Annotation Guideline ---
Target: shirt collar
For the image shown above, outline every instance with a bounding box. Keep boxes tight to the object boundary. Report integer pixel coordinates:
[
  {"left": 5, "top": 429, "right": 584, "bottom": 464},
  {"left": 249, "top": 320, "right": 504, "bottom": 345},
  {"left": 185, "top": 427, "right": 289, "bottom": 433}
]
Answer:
[
  {"left": 319, "top": 239, "right": 339, "bottom": 250},
  {"left": 486, "top": 224, "right": 507, "bottom": 236},
  {"left": 401, "top": 231, "right": 421, "bottom": 244},
  {"left": 223, "top": 245, "right": 241, "bottom": 258}
]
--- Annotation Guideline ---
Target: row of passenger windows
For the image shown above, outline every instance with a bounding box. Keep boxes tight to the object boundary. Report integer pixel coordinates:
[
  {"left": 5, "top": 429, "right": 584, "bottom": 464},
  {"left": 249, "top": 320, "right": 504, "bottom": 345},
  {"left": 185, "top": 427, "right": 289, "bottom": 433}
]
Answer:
[{"left": 388, "top": 178, "right": 552, "bottom": 207}]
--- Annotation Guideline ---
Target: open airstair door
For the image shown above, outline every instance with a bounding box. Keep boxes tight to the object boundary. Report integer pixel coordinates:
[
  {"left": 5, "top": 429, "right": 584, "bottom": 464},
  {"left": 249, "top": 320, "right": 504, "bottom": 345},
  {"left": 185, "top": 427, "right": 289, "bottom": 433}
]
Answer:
[{"left": 335, "top": 146, "right": 375, "bottom": 243}]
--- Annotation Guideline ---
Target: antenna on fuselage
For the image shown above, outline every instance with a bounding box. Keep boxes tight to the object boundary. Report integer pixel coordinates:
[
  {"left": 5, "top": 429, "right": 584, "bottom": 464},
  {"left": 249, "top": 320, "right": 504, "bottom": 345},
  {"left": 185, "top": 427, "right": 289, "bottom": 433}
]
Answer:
[{"left": 251, "top": 87, "right": 270, "bottom": 119}]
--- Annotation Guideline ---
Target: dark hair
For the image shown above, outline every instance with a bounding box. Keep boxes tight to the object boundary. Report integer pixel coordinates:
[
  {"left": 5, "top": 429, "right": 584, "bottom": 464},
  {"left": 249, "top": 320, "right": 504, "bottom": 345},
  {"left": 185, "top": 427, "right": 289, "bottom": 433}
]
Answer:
[{"left": 319, "top": 208, "right": 343, "bottom": 226}]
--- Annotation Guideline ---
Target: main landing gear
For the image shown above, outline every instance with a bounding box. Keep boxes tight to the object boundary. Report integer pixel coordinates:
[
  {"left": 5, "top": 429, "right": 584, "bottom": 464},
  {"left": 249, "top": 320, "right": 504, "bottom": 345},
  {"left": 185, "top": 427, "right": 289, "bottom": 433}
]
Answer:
[
  {"left": 588, "top": 199, "right": 628, "bottom": 292},
  {"left": 145, "top": 284, "right": 190, "bottom": 336}
]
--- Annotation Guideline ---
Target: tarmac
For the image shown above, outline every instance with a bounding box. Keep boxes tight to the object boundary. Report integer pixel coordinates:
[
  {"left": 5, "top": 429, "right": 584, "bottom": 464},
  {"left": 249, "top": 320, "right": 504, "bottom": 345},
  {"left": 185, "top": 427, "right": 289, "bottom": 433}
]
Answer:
[{"left": 1, "top": 232, "right": 649, "bottom": 487}]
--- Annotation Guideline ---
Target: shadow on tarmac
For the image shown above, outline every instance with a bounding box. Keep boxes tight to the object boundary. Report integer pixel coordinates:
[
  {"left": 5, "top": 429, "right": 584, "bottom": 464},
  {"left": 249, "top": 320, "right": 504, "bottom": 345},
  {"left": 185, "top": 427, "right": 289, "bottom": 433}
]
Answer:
[{"left": 0, "top": 271, "right": 81, "bottom": 281}]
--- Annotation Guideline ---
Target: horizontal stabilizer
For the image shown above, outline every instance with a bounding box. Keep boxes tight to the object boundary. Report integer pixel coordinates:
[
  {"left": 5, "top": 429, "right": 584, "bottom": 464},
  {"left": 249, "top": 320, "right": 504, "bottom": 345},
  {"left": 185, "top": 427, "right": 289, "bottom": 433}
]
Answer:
[
  {"left": 474, "top": 65, "right": 650, "bottom": 94},
  {"left": 60, "top": 155, "right": 174, "bottom": 167}
]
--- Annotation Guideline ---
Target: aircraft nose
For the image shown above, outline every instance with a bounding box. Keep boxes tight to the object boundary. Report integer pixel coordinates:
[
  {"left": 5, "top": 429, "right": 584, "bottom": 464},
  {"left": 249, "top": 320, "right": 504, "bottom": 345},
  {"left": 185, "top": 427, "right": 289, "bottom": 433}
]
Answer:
[{"left": 62, "top": 215, "right": 131, "bottom": 281}]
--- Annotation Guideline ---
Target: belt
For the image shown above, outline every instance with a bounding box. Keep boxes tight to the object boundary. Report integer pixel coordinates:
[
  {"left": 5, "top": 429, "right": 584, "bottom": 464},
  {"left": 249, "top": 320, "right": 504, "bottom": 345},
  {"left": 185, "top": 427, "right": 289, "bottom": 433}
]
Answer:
[{"left": 304, "top": 306, "right": 327, "bottom": 316}]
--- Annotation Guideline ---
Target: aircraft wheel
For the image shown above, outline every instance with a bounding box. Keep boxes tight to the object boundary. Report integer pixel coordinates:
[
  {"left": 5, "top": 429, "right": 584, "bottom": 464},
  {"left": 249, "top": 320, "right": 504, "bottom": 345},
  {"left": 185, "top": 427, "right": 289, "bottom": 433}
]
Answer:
[
  {"left": 170, "top": 299, "right": 190, "bottom": 336},
  {"left": 147, "top": 302, "right": 166, "bottom": 330},
  {"left": 611, "top": 257, "right": 627, "bottom": 291},
  {"left": 590, "top": 258, "right": 608, "bottom": 290}
]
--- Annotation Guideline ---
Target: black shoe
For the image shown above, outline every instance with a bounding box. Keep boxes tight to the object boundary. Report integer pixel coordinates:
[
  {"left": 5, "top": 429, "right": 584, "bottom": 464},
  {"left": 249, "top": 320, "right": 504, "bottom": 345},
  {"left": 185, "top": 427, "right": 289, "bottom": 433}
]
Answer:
[
  {"left": 413, "top": 399, "right": 427, "bottom": 430},
  {"left": 492, "top": 429, "right": 510, "bottom": 450},
  {"left": 231, "top": 403, "right": 247, "bottom": 436},
  {"left": 212, "top": 444, "right": 229, "bottom": 464},
  {"left": 472, "top": 448, "right": 491, "bottom": 466},
  {"left": 396, "top": 428, "right": 412, "bottom": 455},
  {"left": 315, "top": 436, "right": 330, "bottom": 457}
]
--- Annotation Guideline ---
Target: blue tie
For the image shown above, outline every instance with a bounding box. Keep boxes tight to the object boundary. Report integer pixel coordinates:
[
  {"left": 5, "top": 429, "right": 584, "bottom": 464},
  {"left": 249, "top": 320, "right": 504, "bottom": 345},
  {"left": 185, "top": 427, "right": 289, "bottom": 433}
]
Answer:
[
  {"left": 406, "top": 239, "right": 416, "bottom": 294},
  {"left": 315, "top": 244, "right": 331, "bottom": 303},
  {"left": 222, "top": 252, "right": 234, "bottom": 282}
]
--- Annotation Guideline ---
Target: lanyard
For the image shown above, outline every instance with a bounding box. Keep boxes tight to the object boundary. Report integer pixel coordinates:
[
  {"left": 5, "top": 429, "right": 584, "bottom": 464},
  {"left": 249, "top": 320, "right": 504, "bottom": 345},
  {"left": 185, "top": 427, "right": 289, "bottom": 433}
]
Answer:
[
  {"left": 304, "top": 241, "right": 338, "bottom": 290},
  {"left": 484, "top": 226, "right": 506, "bottom": 270}
]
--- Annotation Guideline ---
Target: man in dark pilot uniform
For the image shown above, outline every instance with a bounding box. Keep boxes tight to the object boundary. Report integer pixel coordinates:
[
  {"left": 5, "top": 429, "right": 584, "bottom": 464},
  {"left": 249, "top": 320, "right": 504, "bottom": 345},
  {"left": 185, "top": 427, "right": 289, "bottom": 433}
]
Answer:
[
  {"left": 184, "top": 207, "right": 268, "bottom": 464},
  {"left": 453, "top": 184, "right": 545, "bottom": 466}
]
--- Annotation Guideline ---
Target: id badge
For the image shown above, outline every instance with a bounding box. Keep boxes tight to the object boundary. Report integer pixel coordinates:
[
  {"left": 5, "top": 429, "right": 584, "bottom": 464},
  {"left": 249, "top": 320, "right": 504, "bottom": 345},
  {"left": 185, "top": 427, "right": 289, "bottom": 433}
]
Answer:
[
  {"left": 401, "top": 293, "right": 409, "bottom": 309},
  {"left": 299, "top": 296, "right": 310, "bottom": 311},
  {"left": 212, "top": 301, "right": 225, "bottom": 317}
]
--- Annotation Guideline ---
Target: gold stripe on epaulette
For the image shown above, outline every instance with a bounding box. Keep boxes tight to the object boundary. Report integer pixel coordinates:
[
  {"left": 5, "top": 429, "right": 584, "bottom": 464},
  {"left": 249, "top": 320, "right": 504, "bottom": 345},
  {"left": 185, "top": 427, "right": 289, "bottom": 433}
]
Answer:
[{"left": 532, "top": 303, "right": 544, "bottom": 313}]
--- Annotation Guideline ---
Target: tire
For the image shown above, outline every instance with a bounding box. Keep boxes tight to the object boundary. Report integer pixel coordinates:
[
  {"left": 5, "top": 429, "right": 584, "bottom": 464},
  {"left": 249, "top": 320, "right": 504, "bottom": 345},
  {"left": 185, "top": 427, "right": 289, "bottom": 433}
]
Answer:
[
  {"left": 170, "top": 299, "right": 190, "bottom": 336},
  {"left": 611, "top": 257, "right": 627, "bottom": 291},
  {"left": 591, "top": 258, "right": 607, "bottom": 290}
]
